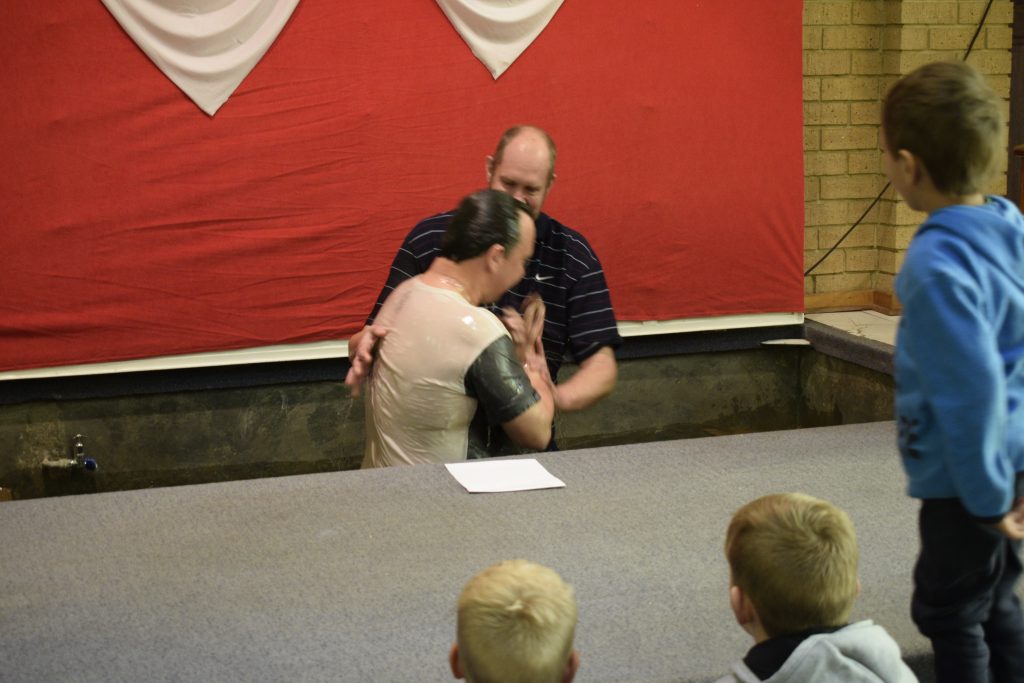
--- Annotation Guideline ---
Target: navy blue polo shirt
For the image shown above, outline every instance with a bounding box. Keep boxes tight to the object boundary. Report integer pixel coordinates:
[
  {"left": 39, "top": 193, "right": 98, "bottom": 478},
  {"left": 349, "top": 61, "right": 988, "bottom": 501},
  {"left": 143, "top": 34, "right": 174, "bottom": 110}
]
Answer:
[{"left": 368, "top": 211, "right": 622, "bottom": 378}]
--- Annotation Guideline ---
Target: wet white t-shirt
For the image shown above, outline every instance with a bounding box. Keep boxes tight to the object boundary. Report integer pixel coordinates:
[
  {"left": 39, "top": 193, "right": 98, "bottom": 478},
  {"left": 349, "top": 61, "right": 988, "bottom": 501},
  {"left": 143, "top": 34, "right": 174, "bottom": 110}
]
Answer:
[{"left": 362, "top": 277, "right": 537, "bottom": 467}]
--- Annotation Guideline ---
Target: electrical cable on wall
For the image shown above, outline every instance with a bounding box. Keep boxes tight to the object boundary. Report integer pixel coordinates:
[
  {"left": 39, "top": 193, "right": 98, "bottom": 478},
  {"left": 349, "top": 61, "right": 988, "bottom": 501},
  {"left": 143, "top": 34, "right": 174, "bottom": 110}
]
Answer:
[{"left": 804, "top": 0, "right": 995, "bottom": 277}]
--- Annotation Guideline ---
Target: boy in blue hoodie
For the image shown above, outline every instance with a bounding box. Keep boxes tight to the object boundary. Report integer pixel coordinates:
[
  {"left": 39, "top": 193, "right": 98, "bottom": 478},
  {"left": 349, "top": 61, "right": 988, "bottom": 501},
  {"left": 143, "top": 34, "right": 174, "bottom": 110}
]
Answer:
[{"left": 884, "top": 60, "right": 1024, "bottom": 683}]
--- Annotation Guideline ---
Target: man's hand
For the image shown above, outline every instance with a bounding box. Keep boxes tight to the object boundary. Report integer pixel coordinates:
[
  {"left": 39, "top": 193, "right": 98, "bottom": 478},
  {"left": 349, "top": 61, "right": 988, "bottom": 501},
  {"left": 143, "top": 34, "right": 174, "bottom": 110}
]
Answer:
[
  {"left": 502, "top": 293, "right": 545, "bottom": 363},
  {"left": 344, "top": 325, "right": 388, "bottom": 397},
  {"left": 504, "top": 336, "right": 556, "bottom": 451},
  {"left": 525, "top": 335, "right": 551, "bottom": 384},
  {"left": 993, "top": 497, "right": 1024, "bottom": 540}
]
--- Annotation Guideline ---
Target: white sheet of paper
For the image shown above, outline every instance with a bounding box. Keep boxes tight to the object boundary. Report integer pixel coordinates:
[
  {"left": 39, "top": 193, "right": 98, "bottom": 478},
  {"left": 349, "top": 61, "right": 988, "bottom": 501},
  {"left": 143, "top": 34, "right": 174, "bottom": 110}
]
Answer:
[{"left": 445, "top": 459, "right": 566, "bottom": 493}]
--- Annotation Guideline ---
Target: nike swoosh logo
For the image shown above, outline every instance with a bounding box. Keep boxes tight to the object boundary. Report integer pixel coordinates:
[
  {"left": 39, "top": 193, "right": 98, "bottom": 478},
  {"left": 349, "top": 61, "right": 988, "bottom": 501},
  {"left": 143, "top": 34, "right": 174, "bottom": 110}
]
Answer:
[{"left": 534, "top": 275, "right": 554, "bottom": 282}]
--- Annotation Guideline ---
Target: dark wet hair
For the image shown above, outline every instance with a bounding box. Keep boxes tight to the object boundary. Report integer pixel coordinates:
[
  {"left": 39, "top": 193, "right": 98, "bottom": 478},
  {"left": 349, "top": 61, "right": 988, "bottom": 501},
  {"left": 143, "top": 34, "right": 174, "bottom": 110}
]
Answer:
[{"left": 440, "top": 189, "right": 529, "bottom": 262}]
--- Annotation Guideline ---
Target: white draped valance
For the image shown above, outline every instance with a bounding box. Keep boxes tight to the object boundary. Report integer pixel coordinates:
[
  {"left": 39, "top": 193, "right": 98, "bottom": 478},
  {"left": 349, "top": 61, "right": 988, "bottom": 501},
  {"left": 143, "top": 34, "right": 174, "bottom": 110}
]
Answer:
[
  {"left": 434, "top": 0, "right": 564, "bottom": 79},
  {"left": 101, "top": 0, "right": 300, "bottom": 115},
  {"left": 101, "top": 0, "right": 562, "bottom": 114}
]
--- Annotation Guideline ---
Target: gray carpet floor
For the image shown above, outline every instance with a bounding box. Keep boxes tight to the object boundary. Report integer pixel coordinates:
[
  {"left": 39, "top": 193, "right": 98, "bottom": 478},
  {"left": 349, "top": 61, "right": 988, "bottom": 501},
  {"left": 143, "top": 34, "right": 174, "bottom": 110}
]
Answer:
[{"left": 2, "top": 421, "right": 1017, "bottom": 682}]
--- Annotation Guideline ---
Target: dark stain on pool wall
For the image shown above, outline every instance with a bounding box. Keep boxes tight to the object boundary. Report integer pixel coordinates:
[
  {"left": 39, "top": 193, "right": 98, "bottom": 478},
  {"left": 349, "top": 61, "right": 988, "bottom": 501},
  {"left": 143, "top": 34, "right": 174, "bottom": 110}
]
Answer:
[{"left": 0, "top": 347, "right": 893, "bottom": 499}]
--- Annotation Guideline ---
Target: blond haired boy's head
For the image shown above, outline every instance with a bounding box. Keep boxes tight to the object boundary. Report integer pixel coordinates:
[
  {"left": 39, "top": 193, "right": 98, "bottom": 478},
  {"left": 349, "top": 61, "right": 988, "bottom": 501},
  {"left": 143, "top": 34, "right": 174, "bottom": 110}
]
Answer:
[
  {"left": 451, "top": 559, "right": 579, "bottom": 683},
  {"left": 725, "top": 493, "right": 859, "bottom": 639},
  {"left": 882, "top": 60, "right": 1003, "bottom": 196}
]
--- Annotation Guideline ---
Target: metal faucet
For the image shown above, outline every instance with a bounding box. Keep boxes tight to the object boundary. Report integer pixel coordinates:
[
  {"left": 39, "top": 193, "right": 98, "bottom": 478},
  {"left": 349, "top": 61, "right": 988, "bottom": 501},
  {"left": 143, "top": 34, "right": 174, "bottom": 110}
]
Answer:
[
  {"left": 41, "top": 434, "right": 98, "bottom": 472},
  {"left": 70, "top": 434, "right": 98, "bottom": 471}
]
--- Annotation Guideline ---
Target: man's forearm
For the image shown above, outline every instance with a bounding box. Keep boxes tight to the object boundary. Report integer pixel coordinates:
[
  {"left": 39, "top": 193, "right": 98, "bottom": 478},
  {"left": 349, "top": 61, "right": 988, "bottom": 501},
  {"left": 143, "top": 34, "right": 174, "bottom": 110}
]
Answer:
[
  {"left": 554, "top": 347, "right": 617, "bottom": 412},
  {"left": 502, "top": 367, "right": 555, "bottom": 451},
  {"left": 527, "top": 366, "right": 555, "bottom": 424}
]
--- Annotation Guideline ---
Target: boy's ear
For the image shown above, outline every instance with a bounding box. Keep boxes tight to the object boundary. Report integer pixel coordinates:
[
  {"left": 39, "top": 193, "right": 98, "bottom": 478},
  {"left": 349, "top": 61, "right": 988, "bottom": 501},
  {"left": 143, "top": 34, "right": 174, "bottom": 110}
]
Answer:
[
  {"left": 895, "top": 148, "right": 922, "bottom": 184},
  {"left": 449, "top": 643, "right": 464, "bottom": 679},
  {"left": 730, "top": 583, "right": 761, "bottom": 637},
  {"left": 729, "top": 584, "right": 750, "bottom": 626},
  {"left": 562, "top": 649, "right": 580, "bottom": 683}
]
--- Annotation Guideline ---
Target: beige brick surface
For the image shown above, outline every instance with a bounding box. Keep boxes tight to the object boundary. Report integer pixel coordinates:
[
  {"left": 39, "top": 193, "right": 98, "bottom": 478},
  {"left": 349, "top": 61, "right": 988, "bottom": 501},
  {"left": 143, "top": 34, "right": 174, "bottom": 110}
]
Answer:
[
  {"left": 820, "top": 223, "right": 879, "bottom": 248},
  {"left": 853, "top": 1, "right": 887, "bottom": 25},
  {"left": 896, "top": 251, "right": 906, "bottom": 272},
  {"left": 814, "top": 272, "right": 876, "bottom": 292},
  {"left": 987, "top": 26, "right": 1012, "bottom": 49},
  {"left": 806, "top": 177, "right": 821, "bottom": 202},
  {"left": 848, "top": 149, "right": 883, "bottom": 174},
  {"left": 805, "top": 1, "right": 854, "bottom": 25},
  {"left": 804, "top": 77, "right": 822, "bottom": 100},
  {"left": 802, "top": 0, "right": 1013, "bottom": 304},
  {"left": 821, "top": 126, "right": 878, "bottom": 150},
  {"left": 892, "top": 201, "right": 925, "bottom": 225},
  {"left": 804, "top": 102, "right": 822, "bottom": 126},
  {"left": 805, "top": 26, "right": 824, "bottom": 50},
  {"left": 846, "top": 248, "right": 880, "bottom": 270},
  {"left": 960, "top": 1, "right": 1013, "bottom": 24},
  {"left": 881, "top": 51, "right": 903, "bottom": 75},
  {"left": 901, "top": 2, "right": 959, "bottom": 25},
  {"left": 824, "top": 26, "right": 884, "bottom": 49},
  {"left": 807, "top": 51, "right": 853, "bottom": 74},
  {"left": 821, "top": 102, "right": 851, "bottom": 124},
  {"left": 877, "top": 198, "right": 897, "bottom": 225},
  {"left": 879, "top": 74, "right": 901, "bottom": 93},
  {"left": 805, "top": 249, "right": 846, "bottom": 274},
  {"left": 884, "top": 1, "right": 903, "bottom": 24},
  {"left": 886, "top": 26, "right": 928, "bottom": 49},
  {"left": 821, "top": 76, "right": 882, "bottom": 100},
  {"left": 984, "top": 173, "right": 1010, "bottom": 195},
  {"left": 852, "top": 51, "right": 884, "bottom": 74},
  {"left": 929, "top": 25, "right": 976, "bottom": 49},
  {"left": 896, "top": 225, "right": 919, "bottom": 249},
  {"left": 877, "top": 249, "right": 897, "bottom": 273},
  {"left": 876, "top": 272, "right": 895, "bottom": 291},
  {"left": 806, "top": 199, "right": 876, "bottom": 226},
  {"left": 806, "top": 151, "right": 850, "bottom": 175},
  {"left": 876, "top": 222, "right": 898, "bottom": 248},
  {"left": 806, "top": 228, "right": 821, "bottom": 250},
  {"left": 821, "top": 174, "right": 887, "bottom": 198},
  {"left": 805, "top": 127, "right": 821, "bottom": 151},
  {"left": 850, "top": 101, "right": 881, "bottom": 124}
]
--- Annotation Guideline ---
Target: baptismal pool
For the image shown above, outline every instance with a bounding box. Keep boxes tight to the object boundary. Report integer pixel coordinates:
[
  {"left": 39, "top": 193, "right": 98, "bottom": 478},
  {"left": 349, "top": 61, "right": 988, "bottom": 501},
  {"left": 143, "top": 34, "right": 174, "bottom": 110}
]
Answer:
[{"left": 0, "top": 321, "right": 894, "bottom": 499}]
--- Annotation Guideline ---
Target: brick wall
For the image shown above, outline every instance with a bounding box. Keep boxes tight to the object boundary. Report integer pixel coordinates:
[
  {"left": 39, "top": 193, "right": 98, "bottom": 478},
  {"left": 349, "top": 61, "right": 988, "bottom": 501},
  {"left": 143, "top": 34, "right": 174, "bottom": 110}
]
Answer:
[{"left": 803, "top": 0, "right": 1013, "bottom": 312}]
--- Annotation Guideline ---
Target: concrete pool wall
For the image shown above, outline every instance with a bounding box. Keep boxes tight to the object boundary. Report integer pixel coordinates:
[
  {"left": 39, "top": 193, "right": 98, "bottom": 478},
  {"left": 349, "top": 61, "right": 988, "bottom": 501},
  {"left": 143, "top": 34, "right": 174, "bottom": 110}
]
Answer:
[{"left": 0, "top": 323, "right": 893, "bottom": 499}]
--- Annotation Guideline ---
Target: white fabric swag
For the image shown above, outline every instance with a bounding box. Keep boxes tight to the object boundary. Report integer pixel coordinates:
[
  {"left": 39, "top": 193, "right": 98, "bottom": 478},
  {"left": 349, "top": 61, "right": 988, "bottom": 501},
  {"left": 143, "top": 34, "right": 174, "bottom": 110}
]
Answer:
[
  {"left": 101, "top": 0, "right": 300, "bottom": 116},
  {"left": 435, "top": 0, "right": 564, "bottom": 79}
]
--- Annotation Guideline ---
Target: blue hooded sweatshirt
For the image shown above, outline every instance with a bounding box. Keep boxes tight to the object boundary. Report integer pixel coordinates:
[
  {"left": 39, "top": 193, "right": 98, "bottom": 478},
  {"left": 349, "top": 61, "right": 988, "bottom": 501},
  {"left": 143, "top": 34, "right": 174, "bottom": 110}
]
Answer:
[{"left": 894, "top": 195, "right": 1024, "bottom": 521}]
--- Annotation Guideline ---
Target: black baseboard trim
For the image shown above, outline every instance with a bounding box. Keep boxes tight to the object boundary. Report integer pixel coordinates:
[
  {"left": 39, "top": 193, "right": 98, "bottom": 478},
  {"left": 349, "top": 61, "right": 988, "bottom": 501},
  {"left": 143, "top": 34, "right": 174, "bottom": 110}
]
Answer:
[{"left": 0, "top": 324, "right": 807, "bottom": 405}]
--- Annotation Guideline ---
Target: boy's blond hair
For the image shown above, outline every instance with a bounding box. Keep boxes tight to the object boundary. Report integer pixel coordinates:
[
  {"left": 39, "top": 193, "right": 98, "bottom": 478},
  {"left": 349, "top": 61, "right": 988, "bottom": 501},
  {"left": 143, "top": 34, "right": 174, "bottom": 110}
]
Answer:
[
  {"left": 725, "top": 493, "right": 859, "bottom": 637},
  {"left": 456, "top": 559, "right": 577, "bottom": 683},
  {"left": 883, "top": 60, "right": 1003, "bottom": 196}
]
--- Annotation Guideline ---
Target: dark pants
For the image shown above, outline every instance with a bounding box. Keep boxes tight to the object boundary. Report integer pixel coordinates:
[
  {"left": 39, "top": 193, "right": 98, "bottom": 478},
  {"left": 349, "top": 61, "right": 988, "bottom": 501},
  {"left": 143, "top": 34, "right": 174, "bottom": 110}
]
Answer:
[{"left": 912, "top": 498, "right": 1024, "bottom": 683}]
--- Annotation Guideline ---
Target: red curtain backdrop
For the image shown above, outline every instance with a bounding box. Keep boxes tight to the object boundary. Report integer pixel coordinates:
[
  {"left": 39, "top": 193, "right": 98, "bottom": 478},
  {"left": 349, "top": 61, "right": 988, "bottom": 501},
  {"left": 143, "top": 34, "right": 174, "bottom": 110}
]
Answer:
[{"left": 0, "top": 1, "right": 804, "bottom": 373}]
